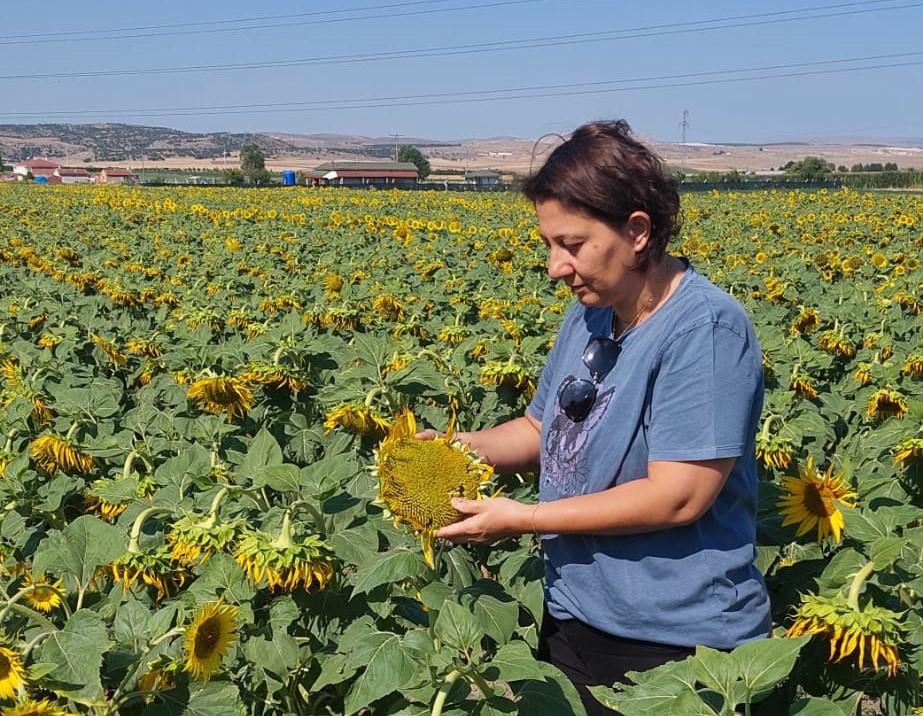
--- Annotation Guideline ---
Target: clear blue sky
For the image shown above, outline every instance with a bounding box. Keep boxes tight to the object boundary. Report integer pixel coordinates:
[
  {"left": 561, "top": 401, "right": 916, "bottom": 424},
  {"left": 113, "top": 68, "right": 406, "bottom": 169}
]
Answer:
[{"left": 2, "top": 0, "right": 921, "bottom": 144}]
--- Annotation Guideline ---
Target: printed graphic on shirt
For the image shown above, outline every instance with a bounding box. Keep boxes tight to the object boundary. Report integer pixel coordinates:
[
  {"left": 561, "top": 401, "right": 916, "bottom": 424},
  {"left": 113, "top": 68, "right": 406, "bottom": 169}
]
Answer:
[{"left": 542, "top": 377, "right": 614, "bottom": 497}]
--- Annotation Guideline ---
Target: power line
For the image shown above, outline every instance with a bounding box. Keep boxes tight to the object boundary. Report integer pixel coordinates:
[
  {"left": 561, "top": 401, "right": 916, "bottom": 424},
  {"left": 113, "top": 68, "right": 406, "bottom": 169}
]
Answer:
[
  {"left": 0, "top": 0, "right": 547, "bottom": 45},
  {"left": 1, "top": 0, "right": 918, "bottom": 80},
  {"left": 3, "top": 52, "right": 919, "bottom": 121}
]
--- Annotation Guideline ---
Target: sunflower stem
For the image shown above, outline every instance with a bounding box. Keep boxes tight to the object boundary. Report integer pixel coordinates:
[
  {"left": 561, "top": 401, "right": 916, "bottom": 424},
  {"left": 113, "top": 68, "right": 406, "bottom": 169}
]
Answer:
[
  {"left": 364, "top": 384, "right": 385, "bottom": 408},
  {"left": 2, "top": 601, "right": 57, "bottom": 632},
  {"left": 65, "top": 420, "right": 80, "bottom": 441},
  {"left": 431, "top": 669, "right": 462, "bottom": 716},
  {"left": 206, "top": 486, "right": 230, "bottom": 522},
  {"left": 4, "top": 428, "right": 16, "bottom": 453},
  {"left": 271, "top": 509, "right": 295, "bottom": 550},
  {"left": 129, "top": 506, "right": 173, "bottom": 554},
  {"left": 122, "top": 450, "right": 138, "bottom": 481},
  {"left": 760, "top": 414, "right": 783, "bottom": 440},
  {"left": 847, "top": 561, "right": 876, "bottom": 611},
  {"left": 273, "top": 343, "right": 287, "bottom": 366}
]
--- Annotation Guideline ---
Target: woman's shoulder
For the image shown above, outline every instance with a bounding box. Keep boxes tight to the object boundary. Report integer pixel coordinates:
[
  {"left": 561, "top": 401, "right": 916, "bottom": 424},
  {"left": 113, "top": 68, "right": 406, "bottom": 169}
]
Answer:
[{"left": 674, "top": 263, "right": 754, "bottom": 334}]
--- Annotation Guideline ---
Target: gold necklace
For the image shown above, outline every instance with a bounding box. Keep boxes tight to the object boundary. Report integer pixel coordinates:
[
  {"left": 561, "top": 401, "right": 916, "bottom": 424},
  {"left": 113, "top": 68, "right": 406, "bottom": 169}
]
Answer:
[{"left": 612, "top": 298, "right": 650, "bottom": 341}]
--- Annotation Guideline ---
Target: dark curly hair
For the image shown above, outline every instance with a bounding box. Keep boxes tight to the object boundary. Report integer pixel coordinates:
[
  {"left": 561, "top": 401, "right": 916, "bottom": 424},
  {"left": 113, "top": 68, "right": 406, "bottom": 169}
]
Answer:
[{"left": 521, "top": 120, "right": 682, "bottom": 272}]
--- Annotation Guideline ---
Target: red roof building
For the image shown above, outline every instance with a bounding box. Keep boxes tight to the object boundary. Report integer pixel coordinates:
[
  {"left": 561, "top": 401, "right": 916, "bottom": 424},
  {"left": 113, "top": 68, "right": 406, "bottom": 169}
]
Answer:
[
  {"left": 311, "top": 161, "right": 419, "bottom": 188},
  {"left": 13, "top": 158, "right": 61, "bottom": 178}
]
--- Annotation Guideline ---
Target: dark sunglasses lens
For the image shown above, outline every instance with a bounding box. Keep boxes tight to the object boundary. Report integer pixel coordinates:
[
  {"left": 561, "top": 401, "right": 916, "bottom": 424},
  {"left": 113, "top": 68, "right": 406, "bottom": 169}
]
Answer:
[
  {"left": 560, "top": 379, "right": 597, "bottom": 422},
  {"left": 584, "top": 338, "right": 621, "bottom": 382}
]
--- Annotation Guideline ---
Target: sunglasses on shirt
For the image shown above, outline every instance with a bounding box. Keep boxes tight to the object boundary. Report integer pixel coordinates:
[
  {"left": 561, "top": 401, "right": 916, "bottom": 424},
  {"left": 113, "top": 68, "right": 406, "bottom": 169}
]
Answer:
[{"left": 557, "top": 336, "right": 622, "bottom": 422}]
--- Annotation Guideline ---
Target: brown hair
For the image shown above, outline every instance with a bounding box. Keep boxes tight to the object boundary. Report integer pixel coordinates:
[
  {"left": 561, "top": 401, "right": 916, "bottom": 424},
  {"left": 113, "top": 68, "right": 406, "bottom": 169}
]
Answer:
[{"left": 521, "top": 120, "right": 682, "bottom": 271}]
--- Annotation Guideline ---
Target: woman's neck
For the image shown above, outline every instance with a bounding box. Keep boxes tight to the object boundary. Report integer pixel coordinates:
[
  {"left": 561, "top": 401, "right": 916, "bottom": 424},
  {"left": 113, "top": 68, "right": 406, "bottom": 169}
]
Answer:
[{"left": 612, "top": 255, "right": 684, "bottom": 335}]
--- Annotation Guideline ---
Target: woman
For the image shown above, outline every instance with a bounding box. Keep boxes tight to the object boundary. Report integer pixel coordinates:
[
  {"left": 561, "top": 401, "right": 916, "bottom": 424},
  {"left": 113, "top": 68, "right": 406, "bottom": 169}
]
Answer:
[{"left": 431, "top": 120, "right": 771, "bottom": 714}]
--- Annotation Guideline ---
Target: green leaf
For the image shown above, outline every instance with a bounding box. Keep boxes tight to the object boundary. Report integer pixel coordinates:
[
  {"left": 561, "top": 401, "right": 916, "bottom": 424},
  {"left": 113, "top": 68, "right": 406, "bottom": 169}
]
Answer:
[
  {"left": 242, "top": 634, "right": 299, "bottom": 678},
  {"left": 343, "top": 632, "right": 420, "bottom": 715},
  {"left": 39, "top": 609, "right": 108, "bottom": 704},
  {"left": 488, "top": 640, "right": 547, "bottom": 682},
  {"left": 33, "top": 514, "right": 125, "bottom": 589},
  {"left": 350, "top": 549, "right": 426, "bottom": 595},
  {"left": 142, "top": 681, "right": 245, "bottom": 716},
  {"left": 690, "top": 646, "right": 737, "bottom": 698},
  {"left": 433, "top": 599, "right": 485, "bottom": 652},
  {"left": 868, "top": 535, "right": 909, "bottom": 568},
  {"left": 251, "top": 463, "right": 301, "bottom": 492},
  {"left": 511, "top": 661, "right": 588, "bottom": 716},
  {"left": 730, "top": 635, "right": 808, "bottom": 696},
  {"left": 471, "top": 593, "right": 518, "bottom": 645},
  {"left": 185, "top": 552, "right": 255, "bottom": 603},
  {"left": 238, "top": 426, "right": 284, "bottom": 475},
  {"left": 790, "top": 696, "right": 852, "bottom": 715}
]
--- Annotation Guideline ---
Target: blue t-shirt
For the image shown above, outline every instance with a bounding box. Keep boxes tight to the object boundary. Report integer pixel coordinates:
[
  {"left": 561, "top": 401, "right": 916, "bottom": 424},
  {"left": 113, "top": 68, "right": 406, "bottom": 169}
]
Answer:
[{"left": 527, "top": 262, "right": 771, "bottom": 649}]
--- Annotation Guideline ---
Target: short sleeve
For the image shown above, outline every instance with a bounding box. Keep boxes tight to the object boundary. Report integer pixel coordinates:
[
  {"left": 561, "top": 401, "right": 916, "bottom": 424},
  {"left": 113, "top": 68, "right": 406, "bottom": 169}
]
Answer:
[{"left": 646, "top": 321, "right": 762, "bottom": 462}]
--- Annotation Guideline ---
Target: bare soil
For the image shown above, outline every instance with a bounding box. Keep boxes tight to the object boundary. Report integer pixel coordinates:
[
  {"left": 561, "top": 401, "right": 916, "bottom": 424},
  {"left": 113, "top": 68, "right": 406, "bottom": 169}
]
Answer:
[{"left": 137, "top": 137, "right": 923, "bottom": 179}]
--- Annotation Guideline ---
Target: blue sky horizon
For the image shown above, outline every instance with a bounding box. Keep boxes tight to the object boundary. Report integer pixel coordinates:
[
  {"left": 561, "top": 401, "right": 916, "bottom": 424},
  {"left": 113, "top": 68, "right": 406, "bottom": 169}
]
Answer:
[{"left": 2, "top": 1, "right": 921, "bottom": 145}]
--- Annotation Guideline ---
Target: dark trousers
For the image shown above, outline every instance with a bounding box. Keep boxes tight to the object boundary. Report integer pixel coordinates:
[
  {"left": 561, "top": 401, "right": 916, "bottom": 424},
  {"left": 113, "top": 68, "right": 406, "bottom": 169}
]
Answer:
[{"left": 537, "top": 611, "right": 695, "bottom": 716}]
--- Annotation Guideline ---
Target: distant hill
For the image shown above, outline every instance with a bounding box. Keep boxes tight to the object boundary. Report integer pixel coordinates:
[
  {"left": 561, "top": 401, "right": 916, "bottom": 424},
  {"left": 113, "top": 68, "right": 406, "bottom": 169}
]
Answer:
[
  {"left": 1, "top": 123, "right": 921, "bottom": 174},
  {"left": 0, "top": 123, "right": 461, "bottom": 163}
]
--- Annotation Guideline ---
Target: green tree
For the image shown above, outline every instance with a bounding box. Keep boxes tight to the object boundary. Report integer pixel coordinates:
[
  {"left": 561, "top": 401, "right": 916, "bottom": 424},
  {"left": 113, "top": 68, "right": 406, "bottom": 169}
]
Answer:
[
  {"left": 240, "top": 143, "right": 271, "bottom": 184},
  {"left": 397, "top": 144, "right": 430, "bottom": 179},
  {"left": 784, "top": 156, "right": 832, "bottom": 180}
]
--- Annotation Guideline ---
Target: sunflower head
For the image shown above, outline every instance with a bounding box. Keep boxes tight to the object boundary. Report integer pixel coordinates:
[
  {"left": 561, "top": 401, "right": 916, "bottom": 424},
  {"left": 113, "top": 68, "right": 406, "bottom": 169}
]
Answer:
[
  {"left": 187, "top": 375, "right": 254, "bottom": 422},
  {"left": 787, "top": 592, "right": 903, "bottom": 677},
  {"left": 105, "top": 547, "right": 189, "bottom": 601},
  {"left": 754, "top": 433, "right": 794, "bottom": 470},
  {"left": 238, "top": 363, "right": 307, "bottom": 393},
  {"left": 234, "top": 528, "right": 335, "bottom": 592},
  {"left": 776, "top": 457, "right": 857, "bottom": 543},
  {"left": 21, "top": 572, "right": 64, "bottom": 613},
  {"left": 0, "top": 644, "right": 27, "bottom": 701},
  {"left": 323, "top": 402, "right": 390, "bottom": 440},
  {"left": 866, "top": 388, "right": 908, "bottom": 421},
  {"left": 182, "top": 601, "right": 239, "bottom": 684},
  {"left": 0, "top": 698, "right": 71, "bottom": 716},
  {"left": 167, "top": 514, "right": 242, "bottom": 568},
  {"left": 373, "top": 409, "right": 494, "bottom": 567},
  {"left": 30, "top": 434, "right": 95, "bottom": 476}
]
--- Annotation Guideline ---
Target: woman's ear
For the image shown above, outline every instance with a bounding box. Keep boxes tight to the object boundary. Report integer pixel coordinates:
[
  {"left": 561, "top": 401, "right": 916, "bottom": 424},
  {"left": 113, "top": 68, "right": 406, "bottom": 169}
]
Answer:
[{"left": 626, "top": 211, "right": 652, "bottom": 253}]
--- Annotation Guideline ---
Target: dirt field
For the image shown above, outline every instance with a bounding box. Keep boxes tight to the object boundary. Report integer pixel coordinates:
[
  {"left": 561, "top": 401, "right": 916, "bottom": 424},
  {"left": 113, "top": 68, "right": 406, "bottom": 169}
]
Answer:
[{"left": 138, "top": 137, "right": 923, "bottom": 178}]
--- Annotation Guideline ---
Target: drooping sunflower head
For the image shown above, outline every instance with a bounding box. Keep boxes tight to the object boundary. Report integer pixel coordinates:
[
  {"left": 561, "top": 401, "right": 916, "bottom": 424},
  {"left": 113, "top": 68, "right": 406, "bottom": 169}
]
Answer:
[
  {"left": 893, "top": 437, "right": 923, "bottom": 469},
  {"left": 373, "top": 409, "right": 494, "bottom": 567},
  {"left": 84, "top": 475, "right": 155, "bottom": 521},
  {"left": 0, "top": 644, "right": 27, "bottom": 701},
  {"left": 30, "top": 434, "right": 95, "bottom": 476},
  {"left": 234, "top": 528, "right": 335, "bottom": 592},
  {"left": 105, "top": 547, "right": 190, "bottom": 602},
  {"left": 167, "top": 514, "right": 242, "bottom": 569},
  {"left": 901, "top": 354, "right": 923, "bottom": 379},
  {"left": 789, "top": 308, "right": 819, "bottom": 335},
  {"left": 182, "top": 601, "right": 239, "bottom": 684},
  {"left": 90, "top": 334, "right": 127, "bottom": 366},
  {"left": 777, "top": 456, "right": 857, "bottom": 543},
  {"left": 787, "top": 591, "right": 903, "bottom": 678},
  {"left": 754, "top": 433, "right": 794, "bottom": 470},
  {"left": 186, "top": 375, "right": 254, "bottom": 422},
  {"left": 866, "top": 388, "right": 908, "bottom": 421},
  {"left": 238, "top": 363, "right": 307, "bottom": 393},
  {"left": 323, "top": 402, "right": 390, "bottom": 440}
]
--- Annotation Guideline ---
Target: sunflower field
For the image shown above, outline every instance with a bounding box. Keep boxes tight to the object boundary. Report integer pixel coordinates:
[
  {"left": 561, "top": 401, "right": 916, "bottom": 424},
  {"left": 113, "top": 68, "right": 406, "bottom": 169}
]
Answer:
[{"left": 0, "top": 182, "right": 920, "bottom": 716}]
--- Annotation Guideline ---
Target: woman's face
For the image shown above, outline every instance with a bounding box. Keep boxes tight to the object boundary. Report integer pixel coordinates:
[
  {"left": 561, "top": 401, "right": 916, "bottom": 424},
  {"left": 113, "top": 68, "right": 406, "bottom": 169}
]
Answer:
[{"left": 535, "top": 199, "right": 648, "bottom": 309}]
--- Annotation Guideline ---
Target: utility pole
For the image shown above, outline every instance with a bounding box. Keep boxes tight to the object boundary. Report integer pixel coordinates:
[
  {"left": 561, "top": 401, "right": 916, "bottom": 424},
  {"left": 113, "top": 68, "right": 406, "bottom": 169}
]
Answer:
[
  {"left": 390, "top": 134, "right": 401, "bottom": 163},
  {"left": 680, "top": 109, "right": 690, "bottom": 171}
]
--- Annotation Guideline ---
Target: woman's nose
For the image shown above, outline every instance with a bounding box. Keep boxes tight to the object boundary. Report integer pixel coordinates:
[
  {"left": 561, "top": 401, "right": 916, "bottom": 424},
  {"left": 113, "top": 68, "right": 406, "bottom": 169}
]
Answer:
[{"left": 546, "top": 244, "right": 572, "bottom": 280}]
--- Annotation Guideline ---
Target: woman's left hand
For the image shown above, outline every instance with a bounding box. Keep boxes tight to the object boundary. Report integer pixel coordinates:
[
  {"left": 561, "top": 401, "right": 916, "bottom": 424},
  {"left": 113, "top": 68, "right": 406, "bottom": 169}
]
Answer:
[{"left": 436, "top": 496, "right": 533, "bottom": 545}]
